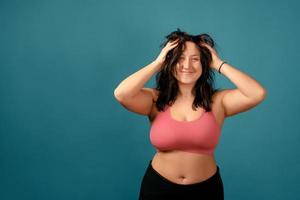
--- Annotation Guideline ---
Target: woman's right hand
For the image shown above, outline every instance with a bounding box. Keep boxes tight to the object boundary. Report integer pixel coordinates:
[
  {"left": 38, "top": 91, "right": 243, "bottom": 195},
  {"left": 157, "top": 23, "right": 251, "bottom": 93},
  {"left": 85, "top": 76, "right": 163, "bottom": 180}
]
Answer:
[{"left": 155, "top": 38, "right": 179, "bottom": 64}]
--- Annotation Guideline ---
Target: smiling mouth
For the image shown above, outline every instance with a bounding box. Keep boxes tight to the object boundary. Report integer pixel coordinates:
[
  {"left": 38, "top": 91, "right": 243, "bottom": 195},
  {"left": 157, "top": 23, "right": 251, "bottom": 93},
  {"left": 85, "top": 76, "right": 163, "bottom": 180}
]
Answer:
[{"left": 180, "top": 71, "right": 193, "bottom": 73}]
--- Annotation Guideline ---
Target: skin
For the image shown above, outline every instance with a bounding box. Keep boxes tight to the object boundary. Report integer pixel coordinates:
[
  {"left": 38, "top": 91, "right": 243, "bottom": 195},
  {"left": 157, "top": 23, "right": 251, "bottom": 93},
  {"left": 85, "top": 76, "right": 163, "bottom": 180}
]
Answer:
[
  {"left": 149, "top": 40, "right": 267, "bottom": 185},
  {"left": 173, "top": 41, "right": 203, "bottom": 99},
  {"left": 150, "top": 41, "right": 223, "bottom": 185},
  {"left": 114, "top": 37, "right": 267, "bottom": 185}
]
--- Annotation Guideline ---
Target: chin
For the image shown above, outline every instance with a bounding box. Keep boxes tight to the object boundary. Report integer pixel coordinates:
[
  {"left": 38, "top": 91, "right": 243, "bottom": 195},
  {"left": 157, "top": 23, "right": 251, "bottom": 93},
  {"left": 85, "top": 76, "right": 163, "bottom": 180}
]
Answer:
[
  {"left": 177, "top": 75, "right": 200, "bottom": 82},
  {"left": 177, "top": 79, "right": 197, "bottom": 85}
]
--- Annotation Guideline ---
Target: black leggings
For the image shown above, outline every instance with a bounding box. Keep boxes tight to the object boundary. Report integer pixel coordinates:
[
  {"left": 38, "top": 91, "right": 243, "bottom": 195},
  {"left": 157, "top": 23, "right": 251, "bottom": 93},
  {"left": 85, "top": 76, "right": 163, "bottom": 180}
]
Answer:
[{"left": 138, "top": 159, "right": 224, "bottom": 200}]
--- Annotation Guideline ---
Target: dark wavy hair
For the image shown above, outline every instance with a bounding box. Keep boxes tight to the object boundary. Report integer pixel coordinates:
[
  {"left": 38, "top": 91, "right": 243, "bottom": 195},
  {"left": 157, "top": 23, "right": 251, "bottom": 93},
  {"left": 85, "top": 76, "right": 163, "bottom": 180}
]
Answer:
[{"left": 154, "top": 28, "right": 220, "bottom": 112}]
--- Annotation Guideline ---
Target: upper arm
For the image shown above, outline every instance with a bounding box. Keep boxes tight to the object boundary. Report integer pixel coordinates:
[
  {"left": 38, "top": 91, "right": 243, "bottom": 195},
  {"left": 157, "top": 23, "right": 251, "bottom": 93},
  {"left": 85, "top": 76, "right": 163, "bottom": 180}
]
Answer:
[
  {"left": 221, "top": 88, "right": 266, "bottom": 118},
  {"left": 114, "top": 87, "right": 157, "bottom": 116}
]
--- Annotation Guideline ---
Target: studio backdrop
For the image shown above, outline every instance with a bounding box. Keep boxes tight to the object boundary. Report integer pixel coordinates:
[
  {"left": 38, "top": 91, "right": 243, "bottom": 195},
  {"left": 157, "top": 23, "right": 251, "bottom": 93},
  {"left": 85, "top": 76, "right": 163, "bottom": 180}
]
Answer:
[{"left": 1, "top": 0, "right": 299, "bottom": 199}]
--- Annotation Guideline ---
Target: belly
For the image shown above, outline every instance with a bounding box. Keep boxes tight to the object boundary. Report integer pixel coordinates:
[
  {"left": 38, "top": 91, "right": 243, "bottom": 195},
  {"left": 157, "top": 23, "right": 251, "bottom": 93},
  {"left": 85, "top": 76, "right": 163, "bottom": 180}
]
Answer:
[{"left": 151, "top": 150, "right": 218, "bottom": 185}]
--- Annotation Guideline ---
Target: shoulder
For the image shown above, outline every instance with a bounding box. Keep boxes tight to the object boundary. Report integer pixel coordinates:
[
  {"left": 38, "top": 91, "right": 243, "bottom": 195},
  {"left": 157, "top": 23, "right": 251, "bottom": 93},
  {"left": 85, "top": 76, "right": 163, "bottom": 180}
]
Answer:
[
  {"left": 145, "top": 88, "right": 160, "bottom": 123},
  {"left": 212, "top": 89, "right": 228, "bottom": 101},
  {"left": 146, "top": 88, "right": 159, "bottom": 102},
  {"left": 210, "top": 89, "right": 230, "bottom": 127},
  {"left": 211, "top": 88, "right": 230, "bottom": 113}
]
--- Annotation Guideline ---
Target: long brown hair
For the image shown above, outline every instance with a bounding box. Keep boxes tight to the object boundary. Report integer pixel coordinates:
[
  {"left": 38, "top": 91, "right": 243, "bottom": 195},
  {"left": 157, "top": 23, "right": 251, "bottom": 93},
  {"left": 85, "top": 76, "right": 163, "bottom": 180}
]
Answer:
[{"left": 154, "top": 28, "right": 220, "bottom": 112}]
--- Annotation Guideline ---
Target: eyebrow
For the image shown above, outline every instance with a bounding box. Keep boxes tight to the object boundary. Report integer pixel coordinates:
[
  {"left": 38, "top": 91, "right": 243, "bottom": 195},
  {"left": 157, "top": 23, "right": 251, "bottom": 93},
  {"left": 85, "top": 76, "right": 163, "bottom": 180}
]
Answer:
[{"left": 181, "top": 54, "right": 200, "bottom": 57}]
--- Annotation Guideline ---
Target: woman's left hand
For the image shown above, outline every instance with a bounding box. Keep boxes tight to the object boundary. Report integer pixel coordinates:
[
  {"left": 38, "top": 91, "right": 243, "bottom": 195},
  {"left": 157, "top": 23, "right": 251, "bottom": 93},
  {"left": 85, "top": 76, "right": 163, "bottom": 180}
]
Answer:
[{"left": 201, "top": 43, "right": 224, "bottom": 71}]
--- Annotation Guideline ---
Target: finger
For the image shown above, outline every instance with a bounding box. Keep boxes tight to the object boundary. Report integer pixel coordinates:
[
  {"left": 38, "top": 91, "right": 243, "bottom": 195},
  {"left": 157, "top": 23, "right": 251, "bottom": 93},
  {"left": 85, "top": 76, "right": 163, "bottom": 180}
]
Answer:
[
  {"left": 201, "top": 43, "right": 212, "bottom": 50},
  {"left": 168, "top": 43, "right": 178, "bottom": 49},
  {"left": 165, "top": 39, "right": 179, "bottom": 48},
  {"left": 166, "top": 41, "right": 178, "bottom": 48},
  {"left": 171, "top": 40, "right": 180, "bottom": 45},
  {"left": 170, "top": 39, "right": 179, "bottom": 44},
  {"left": 200, "top": 42, "right": 209, "bottom": 47},
  {"left": 171, "top": 41, "right": 179, "bottom": 46}
]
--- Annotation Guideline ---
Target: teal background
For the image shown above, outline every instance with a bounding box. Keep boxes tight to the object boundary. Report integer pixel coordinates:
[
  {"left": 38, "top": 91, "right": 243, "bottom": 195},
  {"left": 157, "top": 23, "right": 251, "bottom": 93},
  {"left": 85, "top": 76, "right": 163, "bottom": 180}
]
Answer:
[{"left": 1, "top": 0, "right": 299, "bottom": 199}]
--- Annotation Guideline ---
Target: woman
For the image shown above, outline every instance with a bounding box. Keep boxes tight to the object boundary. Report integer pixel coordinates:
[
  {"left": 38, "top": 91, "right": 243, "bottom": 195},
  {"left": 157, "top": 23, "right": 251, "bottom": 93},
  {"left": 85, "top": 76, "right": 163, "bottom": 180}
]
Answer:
[{"left": 114, "top": 29, "right": 267, "bottom": 200}]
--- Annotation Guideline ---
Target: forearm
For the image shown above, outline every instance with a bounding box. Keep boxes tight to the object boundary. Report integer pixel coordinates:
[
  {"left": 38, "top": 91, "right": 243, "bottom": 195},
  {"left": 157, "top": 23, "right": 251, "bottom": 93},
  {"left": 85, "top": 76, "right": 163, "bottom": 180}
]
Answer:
[
  {"left": 114, "top": 60, "right": 162, "bottom": 99},
  {"left": 219, "top": 62, "right": 267, "bottom": 99}
]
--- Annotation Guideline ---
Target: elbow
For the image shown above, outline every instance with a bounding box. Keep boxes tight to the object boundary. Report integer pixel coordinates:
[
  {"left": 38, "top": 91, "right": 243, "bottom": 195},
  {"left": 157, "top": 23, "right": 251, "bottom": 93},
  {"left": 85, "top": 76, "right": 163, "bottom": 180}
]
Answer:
[
  {"left": 114, "top": 88, "right": 119, "bottom": 97},
  {"left": 255, "top": 87, "right": 267, "bottom": 102},
  {"left": 114, "top": 89, "right": 124, "bottom": 102}
]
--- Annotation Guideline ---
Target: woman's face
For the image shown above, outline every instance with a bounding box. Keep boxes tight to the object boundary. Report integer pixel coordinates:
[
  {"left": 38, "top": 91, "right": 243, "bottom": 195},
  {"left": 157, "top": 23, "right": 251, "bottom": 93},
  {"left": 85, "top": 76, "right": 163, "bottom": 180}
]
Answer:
[{"left": 173, "top": 41, "right": 202, "bottom": 85}]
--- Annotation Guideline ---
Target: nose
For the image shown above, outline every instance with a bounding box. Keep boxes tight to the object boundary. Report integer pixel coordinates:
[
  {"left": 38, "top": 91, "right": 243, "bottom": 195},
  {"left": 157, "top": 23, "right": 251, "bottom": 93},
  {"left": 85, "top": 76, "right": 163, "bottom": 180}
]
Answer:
[{"left": 182, "top": 58, "right": 192, "bottom": 69}]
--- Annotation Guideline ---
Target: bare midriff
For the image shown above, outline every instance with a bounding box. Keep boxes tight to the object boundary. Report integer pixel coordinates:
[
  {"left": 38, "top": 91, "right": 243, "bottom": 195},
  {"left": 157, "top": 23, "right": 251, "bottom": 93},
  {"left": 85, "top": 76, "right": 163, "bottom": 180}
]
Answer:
[{"left": 151, "top": 150, "right": 218, "bottom": 185}]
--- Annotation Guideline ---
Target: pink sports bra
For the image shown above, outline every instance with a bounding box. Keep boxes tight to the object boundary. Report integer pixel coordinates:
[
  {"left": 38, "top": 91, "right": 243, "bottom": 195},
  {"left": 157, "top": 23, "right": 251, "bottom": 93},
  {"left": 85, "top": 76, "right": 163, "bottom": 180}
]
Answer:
[{"left": 149, "top": 105, "right": 221, "bottom": 156}]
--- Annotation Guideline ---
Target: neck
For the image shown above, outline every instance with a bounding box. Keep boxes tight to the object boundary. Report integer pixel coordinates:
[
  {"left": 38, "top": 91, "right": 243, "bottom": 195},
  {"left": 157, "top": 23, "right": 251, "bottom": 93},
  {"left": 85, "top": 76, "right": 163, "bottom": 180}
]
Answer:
[{"left": 177, "top": 84, "right": 195, "bottom": 100}]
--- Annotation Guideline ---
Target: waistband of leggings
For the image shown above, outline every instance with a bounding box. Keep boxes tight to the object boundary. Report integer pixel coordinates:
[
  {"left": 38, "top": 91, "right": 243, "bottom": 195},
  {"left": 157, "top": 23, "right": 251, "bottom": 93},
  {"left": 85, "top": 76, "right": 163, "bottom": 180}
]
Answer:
[{"left": 147, "top": 159, "right": 220, "bottom": 187}]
